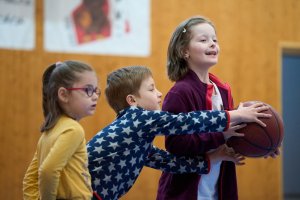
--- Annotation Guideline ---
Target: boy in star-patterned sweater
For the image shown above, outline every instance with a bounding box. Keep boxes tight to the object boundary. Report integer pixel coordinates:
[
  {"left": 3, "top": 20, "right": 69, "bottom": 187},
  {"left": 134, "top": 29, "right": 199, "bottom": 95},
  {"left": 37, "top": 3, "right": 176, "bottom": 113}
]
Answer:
[{"left": 87, "top": 66, "right": 270, "bottom": 200}]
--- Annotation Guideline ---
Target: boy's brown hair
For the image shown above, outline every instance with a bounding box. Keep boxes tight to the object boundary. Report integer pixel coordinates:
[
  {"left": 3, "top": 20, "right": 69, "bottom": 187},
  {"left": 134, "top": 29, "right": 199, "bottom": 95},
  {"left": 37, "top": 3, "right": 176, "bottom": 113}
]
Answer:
[{"left": 105, "top": 66, "right": 152, "bottom": 114}]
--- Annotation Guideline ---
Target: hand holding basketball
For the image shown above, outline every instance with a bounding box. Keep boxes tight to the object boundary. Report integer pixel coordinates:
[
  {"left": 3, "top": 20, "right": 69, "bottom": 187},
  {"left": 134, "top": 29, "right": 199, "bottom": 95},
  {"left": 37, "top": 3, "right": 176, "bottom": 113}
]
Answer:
[
  {"left": 207, "top": 144, "right": 245, "bottom": 165},
  {"left": 227, "top": 101, "right": 284, "bottom": 158},
  {"left": 223, "top": 122, "right": 246, "bottom": 140},
  {"left": 228, "top": 102, "right": 272, "bottom": 126}
]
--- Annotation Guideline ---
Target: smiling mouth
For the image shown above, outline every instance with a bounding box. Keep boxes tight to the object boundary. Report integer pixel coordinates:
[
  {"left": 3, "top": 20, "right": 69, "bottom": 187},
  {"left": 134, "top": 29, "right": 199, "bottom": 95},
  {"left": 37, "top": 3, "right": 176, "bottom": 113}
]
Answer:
[{"left": 205, "top": 51, "right": 217, "bottom": 55}]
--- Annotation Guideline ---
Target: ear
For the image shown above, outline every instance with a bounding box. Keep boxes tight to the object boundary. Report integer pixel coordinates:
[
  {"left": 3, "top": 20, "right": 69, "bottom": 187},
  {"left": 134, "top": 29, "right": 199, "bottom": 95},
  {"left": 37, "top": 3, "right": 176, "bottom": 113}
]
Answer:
[
  {"left": 182, "top": 48, "right": 189, "bottom": 59},
  {"left": 58, "top": 87, "right": 69, "bottom": 103},
  {"left": 126, "top": 94, "right": 137, "bottom": 106}
]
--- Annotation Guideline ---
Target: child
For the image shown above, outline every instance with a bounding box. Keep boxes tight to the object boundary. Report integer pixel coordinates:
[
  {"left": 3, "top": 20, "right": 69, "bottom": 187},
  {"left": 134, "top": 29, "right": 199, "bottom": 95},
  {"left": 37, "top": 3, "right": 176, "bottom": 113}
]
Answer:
[
  {"left": 156, "top": 16, "right": 277, "bottom": 200},
  {"left": 23, "top": 61, "right": 100, "bottom": 200},
  {"left": 87, "top": 66, "right": 270, "bottom": 200}
]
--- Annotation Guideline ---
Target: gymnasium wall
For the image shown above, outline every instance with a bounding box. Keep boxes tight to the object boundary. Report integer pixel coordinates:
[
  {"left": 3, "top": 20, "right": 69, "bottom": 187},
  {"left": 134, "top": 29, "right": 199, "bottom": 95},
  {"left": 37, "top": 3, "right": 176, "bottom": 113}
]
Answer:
[{"left": 1, "top": 0, "right": 299, "bottom": 199}]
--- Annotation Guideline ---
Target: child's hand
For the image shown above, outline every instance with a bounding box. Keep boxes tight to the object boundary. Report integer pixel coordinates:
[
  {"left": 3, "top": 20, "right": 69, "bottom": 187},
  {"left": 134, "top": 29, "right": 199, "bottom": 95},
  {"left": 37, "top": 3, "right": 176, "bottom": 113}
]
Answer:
[
  {"left": 207, "top": 144, "right": 245, "bottom": 166},
  {"left": 264, "top": 147, "right": 281, "bottom": 159},
  {"left": 223, "top": 122, "right": 246, "bottom": 140},
  {"left": 229, "top": 102, "right": 271, "bottom": 126}
]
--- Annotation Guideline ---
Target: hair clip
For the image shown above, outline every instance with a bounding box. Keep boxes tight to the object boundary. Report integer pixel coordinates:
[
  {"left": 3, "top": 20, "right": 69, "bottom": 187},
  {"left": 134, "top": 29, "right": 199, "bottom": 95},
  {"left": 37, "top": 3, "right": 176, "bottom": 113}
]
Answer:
[
  {"left": 55, "top": 61, "right": 62, "bottom": 68},
  {"left": 182, "top": 28, "right": 187, "bottom": 33}
]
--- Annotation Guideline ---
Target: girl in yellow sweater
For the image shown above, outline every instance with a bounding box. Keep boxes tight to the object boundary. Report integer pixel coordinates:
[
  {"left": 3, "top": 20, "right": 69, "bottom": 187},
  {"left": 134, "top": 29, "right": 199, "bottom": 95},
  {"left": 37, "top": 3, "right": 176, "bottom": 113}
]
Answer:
[{"left": 23, "top": 61, "right": 100, "bottom": 200}]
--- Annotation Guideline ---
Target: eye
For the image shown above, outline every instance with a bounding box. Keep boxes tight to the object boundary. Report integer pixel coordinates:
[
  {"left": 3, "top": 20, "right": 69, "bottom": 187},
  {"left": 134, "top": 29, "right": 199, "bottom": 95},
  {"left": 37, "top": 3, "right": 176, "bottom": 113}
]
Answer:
[
  {"left": 85, "top": 86, "right": 94, "bottom": 96},
  {"left": 95, "top": 88, "right": 101, "bottom": 96}
]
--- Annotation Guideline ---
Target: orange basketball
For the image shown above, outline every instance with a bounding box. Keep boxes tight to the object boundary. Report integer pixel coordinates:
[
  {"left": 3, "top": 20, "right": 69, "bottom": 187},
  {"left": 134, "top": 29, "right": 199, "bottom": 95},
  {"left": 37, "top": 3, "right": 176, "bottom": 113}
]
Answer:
[{"left": 227, "top": 101, "right": 284, "bottom": 157}]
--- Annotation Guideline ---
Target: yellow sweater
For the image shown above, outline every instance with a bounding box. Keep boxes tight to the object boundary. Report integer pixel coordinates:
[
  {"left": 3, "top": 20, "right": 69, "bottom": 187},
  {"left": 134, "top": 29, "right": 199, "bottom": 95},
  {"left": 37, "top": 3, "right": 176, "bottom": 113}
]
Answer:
[{"left": 23, "top": 115, "right": 92, "bottom": 200}]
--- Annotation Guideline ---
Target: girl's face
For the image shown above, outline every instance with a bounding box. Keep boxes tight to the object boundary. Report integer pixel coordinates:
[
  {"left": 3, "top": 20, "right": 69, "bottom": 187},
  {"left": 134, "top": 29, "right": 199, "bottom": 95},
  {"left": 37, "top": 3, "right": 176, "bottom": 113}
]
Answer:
[
  {"left": 64, "top": 71, "right": 100, "bottom": 120},
  {"left": 134, "top": 76, "right": 162, "bottom": 111},
  {"left": 185, "top": 23, "right": 220, "bottom": 70}
]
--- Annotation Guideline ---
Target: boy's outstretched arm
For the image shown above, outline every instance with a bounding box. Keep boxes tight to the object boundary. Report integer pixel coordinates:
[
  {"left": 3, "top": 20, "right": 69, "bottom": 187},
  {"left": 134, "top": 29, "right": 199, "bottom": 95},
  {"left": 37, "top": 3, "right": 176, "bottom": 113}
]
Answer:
[
  {"left": 145, "top": 145, "right": 209, "bottom": 174},
  {"left": 144, "top": 145, "right": 245, "bottom": 175}
]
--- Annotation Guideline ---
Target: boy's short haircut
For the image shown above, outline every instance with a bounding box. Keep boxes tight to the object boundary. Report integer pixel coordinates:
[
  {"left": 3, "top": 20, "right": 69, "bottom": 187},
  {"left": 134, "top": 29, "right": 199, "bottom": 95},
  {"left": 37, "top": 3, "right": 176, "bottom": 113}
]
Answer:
[{"left": 105, "top": 66, "right": 152, "bottom": 114}]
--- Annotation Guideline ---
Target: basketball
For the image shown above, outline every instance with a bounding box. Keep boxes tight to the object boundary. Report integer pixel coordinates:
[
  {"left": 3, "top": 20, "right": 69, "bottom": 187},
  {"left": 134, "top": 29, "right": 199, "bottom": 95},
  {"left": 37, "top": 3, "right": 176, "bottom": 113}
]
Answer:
[{"left": 227, "top": 101, "right": 284, "bottom": 158}]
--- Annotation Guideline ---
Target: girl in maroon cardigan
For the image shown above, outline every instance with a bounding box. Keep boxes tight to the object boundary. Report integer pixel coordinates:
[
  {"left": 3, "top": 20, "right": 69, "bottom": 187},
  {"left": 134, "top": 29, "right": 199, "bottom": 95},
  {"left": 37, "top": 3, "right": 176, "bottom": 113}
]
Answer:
[{"left": 156, "top": 16, "right": 278, "bottom": 200}]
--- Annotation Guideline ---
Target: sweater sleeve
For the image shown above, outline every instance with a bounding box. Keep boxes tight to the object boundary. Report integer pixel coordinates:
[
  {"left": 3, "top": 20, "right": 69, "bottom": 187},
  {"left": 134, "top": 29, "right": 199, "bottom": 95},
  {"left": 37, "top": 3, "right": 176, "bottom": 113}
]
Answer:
[
  {"left": 131, "top": 107, "right": 228, "bottom": 139},
  {"left": 23, "top": 152, "right": 39, "bottom": 200},
  {"left": 163, "top": 91, "right": 226, "bottom": 156},
  {"left": 144, "top": 145, "right": 210, "bottom": 175},
  {"left": 39, "top": 127, "right": 84, "bottom": 200}
]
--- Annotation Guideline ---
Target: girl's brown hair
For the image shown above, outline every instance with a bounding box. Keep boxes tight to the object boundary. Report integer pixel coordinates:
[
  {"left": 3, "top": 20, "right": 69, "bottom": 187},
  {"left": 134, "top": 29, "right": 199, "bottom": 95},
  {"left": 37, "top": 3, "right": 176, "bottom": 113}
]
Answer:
[
  {"left": 167, "top": 16, "right": 215, "bottom": 82},
  {"left": 41, "top": 61, "right": 93, "bottom": 132}
]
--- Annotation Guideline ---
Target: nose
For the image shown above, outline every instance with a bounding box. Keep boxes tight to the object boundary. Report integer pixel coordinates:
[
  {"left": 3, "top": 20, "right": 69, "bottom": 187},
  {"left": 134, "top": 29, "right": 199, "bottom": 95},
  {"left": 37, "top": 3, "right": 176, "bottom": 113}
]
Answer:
[
  {"left": 92, "top": 91, "right": 100, "bottom": 100},
  {"left": 210, "top": 40, "right": 216, "bottom": 47},
  {"left": 156, "top": 89, "right": 162, "bottom": 98}
]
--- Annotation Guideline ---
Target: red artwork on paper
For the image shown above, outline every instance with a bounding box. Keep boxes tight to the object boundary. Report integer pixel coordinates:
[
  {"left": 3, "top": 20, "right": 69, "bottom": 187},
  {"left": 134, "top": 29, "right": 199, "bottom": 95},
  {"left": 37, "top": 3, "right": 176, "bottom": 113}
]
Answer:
[{"left": 72, "top": 0, "right": 111, "bottom": 44}]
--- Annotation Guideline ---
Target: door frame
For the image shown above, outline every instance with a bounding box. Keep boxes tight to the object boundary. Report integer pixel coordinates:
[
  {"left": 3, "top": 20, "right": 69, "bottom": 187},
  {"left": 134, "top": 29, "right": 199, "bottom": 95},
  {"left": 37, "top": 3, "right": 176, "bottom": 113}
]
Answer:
[{"left": 279, "top": 42, "right": 300, "bottom": 200}]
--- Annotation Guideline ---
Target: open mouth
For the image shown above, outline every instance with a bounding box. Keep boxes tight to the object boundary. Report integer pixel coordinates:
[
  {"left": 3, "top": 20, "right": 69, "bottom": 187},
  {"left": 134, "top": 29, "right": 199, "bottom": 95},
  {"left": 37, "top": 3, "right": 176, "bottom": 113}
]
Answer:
[{"left": 205, "top": 51, "right": 217, "bottom": 55}]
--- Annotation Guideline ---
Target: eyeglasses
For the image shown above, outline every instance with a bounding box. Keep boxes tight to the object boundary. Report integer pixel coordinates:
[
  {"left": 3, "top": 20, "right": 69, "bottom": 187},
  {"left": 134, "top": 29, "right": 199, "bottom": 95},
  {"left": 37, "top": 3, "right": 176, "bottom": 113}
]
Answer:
[{"left": 66, "top": 86, "right": 101, "bottom": 97}]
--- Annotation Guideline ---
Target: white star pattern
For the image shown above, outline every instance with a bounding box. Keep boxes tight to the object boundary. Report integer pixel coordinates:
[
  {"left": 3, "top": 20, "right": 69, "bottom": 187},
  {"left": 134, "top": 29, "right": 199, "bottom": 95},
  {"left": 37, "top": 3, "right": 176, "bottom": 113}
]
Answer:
[
  {"left": 177, "top": 115, "right": 184, "bottom": 122},
  {"left": 145, "top": 117, "right": 155, "bottom": 125},
  {"left": 129, "top": 157, "right": 137, "bottom": 166},
  {"left": 167, "top": 162, "right": 176, "bottom": 168},
  {"left": 109, "top": 125, "right": 118, "bottom": 131},
  {"left": 210, "top": 116, "right": 218, "bottom": 124},
  {"left": 123, "top": 137, "right": 134, "bottom": 145},
  {"left": 216, "top": 125, "right": 225, "bottom": 132},
  {"left": 87, "top": 107, "right": 228, "bottom": 200},
  {"left": 200, "top": 112, "right": 208, "bottom": 119},
  {"left": 103, "top": 175, "right": 112, "bottom": 183},
  {"left": 137, "top": 130, "right": 144, "bottom": 137},
  {"left": 115, "top": 173, "right": 123, "bottom": 181},
  {"left": 108, "top": 142, "right": 118, "bottom": 150},
  {"left": 193, "top": 118, "right": 200, "bottom": 124},
  {"left": 108, "top": 163, "right": 116, "bottom": 172},
  {"left": 200, "top": 124, "right": 207, "bottom": 132},
  {"left": 101, "top": 188, "right": 108, "bottom": 197},
  {"left": 218, "top": 112, "right": 226, "bottom": 120},
  {"left": 179, "top": 165, "right": 187, "bottom": 173},
  {"left": 169, "top": 127, "right": 177, "bottom": 134},
  {"left": 133, "top": 168, "right": 140, "bottom": 176},
  {"left": 122, "top": 127, "right": 133, "bottom": 135},
  {"left": 111, "top": 185, "right": 118, "bottom": 194},
  {"left": 133, "top": 119, "right": 141, "bottom": 127},
  {"left": 181, "top": 123, "right": 189, "bottom": 131},
  {"left": 96, "top": 137, "right": 105, "bottom": 144},
  {"left": 108, "top": 132, "right": 118, "bottom": 139},
  {"left": 118, "top": 160, "right": 126, "bottom": 169},
  {"left": 120, "top": 119, "right": 128, "bottom": 125},
  {"left": 94, "top": 177, "right": 100, "bottom": 186},
  {"left": 94, "top": 146, "right": 104, "bottom": 154}
]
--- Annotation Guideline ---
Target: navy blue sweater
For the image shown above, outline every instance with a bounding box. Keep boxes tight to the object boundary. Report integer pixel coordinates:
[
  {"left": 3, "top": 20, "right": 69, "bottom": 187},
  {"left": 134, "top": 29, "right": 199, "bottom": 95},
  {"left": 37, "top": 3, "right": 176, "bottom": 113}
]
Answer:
[{"left": 87, "top": 106, "right": 229, "bottom": 200}]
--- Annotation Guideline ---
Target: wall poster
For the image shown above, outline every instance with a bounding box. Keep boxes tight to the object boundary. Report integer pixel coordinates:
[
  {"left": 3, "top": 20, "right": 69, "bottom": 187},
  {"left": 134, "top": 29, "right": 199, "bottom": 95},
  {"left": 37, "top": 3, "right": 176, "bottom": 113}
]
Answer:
[
  {"left": 44, "top": 0, "right": 150, "bottom": 57},
  {"left": 0, "top": 0, "right": 35, "bottom": 50}
]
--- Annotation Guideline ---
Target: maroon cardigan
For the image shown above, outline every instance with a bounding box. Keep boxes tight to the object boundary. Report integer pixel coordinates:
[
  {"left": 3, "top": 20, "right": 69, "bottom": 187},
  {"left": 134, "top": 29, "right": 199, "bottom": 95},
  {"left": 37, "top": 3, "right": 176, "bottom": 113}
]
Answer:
[{"left": 156, "top": 70, "right": 238, "bottom": 200}]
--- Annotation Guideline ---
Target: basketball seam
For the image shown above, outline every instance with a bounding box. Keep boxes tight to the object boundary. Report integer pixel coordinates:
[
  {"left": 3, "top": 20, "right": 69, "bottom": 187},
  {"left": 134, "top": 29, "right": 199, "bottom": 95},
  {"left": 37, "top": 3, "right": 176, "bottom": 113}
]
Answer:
[
  {"left": 238, "top": 137, "right": 272, "bottom": 157},
  {"left": 236, "top": 123, "right": 273, "bottom": 157}
]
